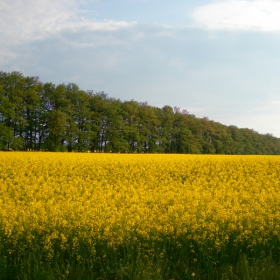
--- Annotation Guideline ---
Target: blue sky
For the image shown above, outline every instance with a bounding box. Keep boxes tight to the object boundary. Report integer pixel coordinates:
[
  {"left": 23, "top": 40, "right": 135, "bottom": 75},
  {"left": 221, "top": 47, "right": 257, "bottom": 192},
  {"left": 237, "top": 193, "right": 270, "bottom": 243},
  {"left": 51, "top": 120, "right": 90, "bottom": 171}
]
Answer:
[{"left": 2, "top": 0, "right": 280, "bottom": 137}]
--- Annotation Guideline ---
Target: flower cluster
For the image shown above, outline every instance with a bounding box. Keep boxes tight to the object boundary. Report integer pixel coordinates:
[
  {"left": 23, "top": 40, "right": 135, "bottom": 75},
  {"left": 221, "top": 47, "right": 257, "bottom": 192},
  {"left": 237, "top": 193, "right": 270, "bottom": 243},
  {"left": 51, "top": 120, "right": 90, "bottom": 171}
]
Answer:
[{"left": 1, "top": 153, "right": 280, "bottom": 261}]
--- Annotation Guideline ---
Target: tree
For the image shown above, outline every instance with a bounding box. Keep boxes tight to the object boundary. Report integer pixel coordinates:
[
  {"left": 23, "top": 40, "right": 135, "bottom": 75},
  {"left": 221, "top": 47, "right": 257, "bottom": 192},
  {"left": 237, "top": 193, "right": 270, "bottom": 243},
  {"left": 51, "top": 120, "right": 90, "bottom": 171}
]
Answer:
[
  {"left": 157, "top": 105, "right": 174, "bottom": 153},
  {"left": 0, "top": 123, "right": 13, "bottom": 150},
  {"left": 122, "top": 100, "right": 141, "bottom": 152},
  {"left": 1, "top": 70, "right": 280, "bottom": 154},
  {"left": 45, "top": 109, "right": 67, "bottom": 151},
  {"left": 136, "top": 102, "right": 159, "bottom": 153},
  {"left": 172, "top": 113, "right": 194, "bottom": 153},
  {"left": 64, "top": 83, "right": 92, "bottom": 152},
  {"left": 105, "top": 98, "right": 129, "bottom": 152},
  {"left": 41, "top": 84, "right": 68, "bottom": 151}
]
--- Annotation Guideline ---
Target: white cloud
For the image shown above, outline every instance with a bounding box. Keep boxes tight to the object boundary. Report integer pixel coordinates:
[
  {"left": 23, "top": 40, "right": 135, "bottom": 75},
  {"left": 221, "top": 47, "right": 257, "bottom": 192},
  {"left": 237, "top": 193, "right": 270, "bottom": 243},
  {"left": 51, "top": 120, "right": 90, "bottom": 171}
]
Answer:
[
  {"left": 192, "top": 0, "right": 280, "bottom": 32},
  {"left": 0, "top": 0, "right": 77, "bottom": 42},
  {"left": 0, "top": 0, "right": 134, "bottom": 42},
  {"left": 0, "top": 0, "right": 136, "bottom": 66}
]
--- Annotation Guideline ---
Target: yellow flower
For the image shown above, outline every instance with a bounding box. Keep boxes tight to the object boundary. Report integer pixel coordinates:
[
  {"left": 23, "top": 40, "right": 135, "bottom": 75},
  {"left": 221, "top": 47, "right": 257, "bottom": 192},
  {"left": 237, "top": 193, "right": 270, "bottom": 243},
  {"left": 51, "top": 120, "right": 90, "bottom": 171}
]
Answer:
[{"left": 1, "top": 152, "right": 280, "bottom": 258}]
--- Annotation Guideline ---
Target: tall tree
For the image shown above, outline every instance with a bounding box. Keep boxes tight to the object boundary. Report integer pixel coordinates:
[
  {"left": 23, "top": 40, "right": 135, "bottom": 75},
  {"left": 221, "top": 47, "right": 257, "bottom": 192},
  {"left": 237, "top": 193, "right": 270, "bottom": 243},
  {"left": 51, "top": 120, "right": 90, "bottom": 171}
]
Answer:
[
  {"left": 105, "top": 98, "right": 129, "bottom": 152},
  {"left": 41, "top": 84, "right": 68, "bottom": 151},
  {"left": 157, "top": 105, "right": 174, "bottom": 153},
  {"left": 1, "top": 71, "right": 280, "bottom": 154},
  {"left": 172, "top": 112, "right": 194, "bottom": 153},
  {"left": 22, "top": 76, "right": 42, "bottom": 150},
  {"left": 88, "top": 92, "right": 108, "bottom": 152},
  {"left": 0, "top": 71, "right": 27, "bottom": 150},
  {"left": 64, "top": 83, "right": 92, "bottom": 152},
  {"left": 122, "top": 100, "right": 141, "bottom": 152},
  {"left": 137, "top": 102, "right": 159, "bottom": 153}
]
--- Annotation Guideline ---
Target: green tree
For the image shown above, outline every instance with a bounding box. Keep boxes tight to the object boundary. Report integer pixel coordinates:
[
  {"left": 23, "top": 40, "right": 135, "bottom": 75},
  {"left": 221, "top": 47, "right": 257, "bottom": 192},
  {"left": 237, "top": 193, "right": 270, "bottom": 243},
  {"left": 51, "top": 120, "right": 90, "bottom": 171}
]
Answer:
[
  {"left": 228, "top": 125, "right": 244, "bottom": 154},
  {"left": 64, "top": 83, "right": 92, "bottom": 152},
  {"left": 22, "top": 76, "right": 42, "bottom": 150},
  {"left": 1, "top": 70, "right": 280, "bottom": 154},
  {"left": 157, "top": 105, "right": 174, "bottom": 153},
  {"left": 172, "top": 112, "right": 194, "bottom": 153},
  {"left": 0, "top": 123, "right": 13, "bottom": 150},
  {"left": 0, "top": 71, "right": 29, "bottom": 150},
  {"left": 105, "top": 98, "right": 129, "bottom": 152},
  {"left": 41, "top": 84, "right": 68, "bottom": 151},
  {"left": 137, "top": 102, "right": 159, "bottom": 153},
  {"left": 122, "top": 100, "right": 141, "bottom": 152},
  {"left": 45, "top": 109, "right": 67, "bottom": 151},
  {"left": 88, "top": 92, "right": 108, "bottom": 152}
]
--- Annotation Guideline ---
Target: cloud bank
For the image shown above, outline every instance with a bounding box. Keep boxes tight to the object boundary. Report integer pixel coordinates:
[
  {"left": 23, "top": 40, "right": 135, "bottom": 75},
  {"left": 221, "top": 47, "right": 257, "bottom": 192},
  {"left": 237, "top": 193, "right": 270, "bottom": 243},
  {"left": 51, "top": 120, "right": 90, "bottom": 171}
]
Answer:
[
  {"left": 0, "top": 0, "right": 77, "bottom": 42},
  {"left": 0, "top": 0, "right": 135, "bottom": 42},
  {"left": 192, "top": 0, "right": 280, "bottom": 32},
  {"left": 2, "top": 0, "right": 280, "bottom": 136},
  {"left": 0, "top": 0, "right": 135, "bottom": 64}
]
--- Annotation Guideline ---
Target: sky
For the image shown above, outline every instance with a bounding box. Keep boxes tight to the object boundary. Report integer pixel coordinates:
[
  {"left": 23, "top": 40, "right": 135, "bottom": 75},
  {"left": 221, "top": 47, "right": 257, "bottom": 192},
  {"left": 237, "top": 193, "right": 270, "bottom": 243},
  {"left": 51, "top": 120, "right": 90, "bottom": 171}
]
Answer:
[{"left": 2, "top": 0, "right": 280, "bottom": 137}]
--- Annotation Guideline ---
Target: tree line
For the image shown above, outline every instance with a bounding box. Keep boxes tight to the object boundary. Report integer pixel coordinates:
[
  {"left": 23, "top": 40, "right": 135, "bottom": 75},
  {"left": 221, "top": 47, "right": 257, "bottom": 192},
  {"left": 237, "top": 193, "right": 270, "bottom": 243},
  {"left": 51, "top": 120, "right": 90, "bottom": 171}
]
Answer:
[{"left": 0, "top": 71, "right": 280, "bottom": 154}]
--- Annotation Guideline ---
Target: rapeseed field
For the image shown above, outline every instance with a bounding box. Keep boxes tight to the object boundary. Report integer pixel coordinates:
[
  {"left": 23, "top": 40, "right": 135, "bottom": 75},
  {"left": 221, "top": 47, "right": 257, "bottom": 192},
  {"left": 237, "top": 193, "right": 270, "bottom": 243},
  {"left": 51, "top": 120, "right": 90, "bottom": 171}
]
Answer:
[{"left": 1, "top": 152, "right": 280, "bottom": 279}]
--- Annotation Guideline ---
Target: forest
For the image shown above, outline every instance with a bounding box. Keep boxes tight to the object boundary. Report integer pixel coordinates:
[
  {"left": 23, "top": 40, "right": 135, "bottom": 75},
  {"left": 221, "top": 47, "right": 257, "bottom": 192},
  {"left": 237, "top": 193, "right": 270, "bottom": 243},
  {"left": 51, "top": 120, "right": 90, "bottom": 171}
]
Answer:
[{"left": 0, "top": 70, "right": 280, "bottom": 154}]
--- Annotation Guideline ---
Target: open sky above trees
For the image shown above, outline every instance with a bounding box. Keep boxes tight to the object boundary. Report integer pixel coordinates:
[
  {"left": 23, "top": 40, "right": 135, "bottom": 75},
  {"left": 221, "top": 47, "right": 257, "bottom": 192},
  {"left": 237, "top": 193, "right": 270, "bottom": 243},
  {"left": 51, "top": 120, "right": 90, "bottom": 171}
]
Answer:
[{"left": 2, "top": 0, "right": 280, "bottom": 137}]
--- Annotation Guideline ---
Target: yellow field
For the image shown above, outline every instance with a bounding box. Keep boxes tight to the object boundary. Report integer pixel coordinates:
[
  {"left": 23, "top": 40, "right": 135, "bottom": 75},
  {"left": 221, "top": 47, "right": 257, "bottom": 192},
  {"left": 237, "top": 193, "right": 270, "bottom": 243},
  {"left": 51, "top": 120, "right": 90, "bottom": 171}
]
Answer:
[{"left": 1, "top": 152, "right": 280, "bottom": 264}]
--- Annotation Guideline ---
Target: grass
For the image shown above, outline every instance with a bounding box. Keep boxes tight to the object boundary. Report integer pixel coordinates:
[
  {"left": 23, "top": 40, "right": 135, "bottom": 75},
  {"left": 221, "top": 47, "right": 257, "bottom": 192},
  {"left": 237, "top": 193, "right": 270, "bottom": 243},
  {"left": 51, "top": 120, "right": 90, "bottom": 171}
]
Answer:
[{"left": 1, "top": 236, "right": 280, "bottom": 279}]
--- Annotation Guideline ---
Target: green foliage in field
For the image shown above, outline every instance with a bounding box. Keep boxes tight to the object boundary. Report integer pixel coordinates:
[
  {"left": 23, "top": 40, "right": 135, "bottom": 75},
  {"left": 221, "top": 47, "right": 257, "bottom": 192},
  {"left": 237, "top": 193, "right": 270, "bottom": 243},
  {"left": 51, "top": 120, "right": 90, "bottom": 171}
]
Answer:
[{"left": 1, "top": 71, "right": 280, "bottom": 154}]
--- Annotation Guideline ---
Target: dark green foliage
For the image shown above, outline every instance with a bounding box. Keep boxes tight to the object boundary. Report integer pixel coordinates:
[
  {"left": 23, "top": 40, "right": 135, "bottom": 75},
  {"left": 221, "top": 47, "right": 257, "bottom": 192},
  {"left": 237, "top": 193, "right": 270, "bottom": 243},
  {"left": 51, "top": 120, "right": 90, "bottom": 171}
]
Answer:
[
  {"left": 1, "top": 234, "right": 280, "bottom": 280},
  {"left": 1, "top": 70, "right": 280, "bottom": 154}
]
